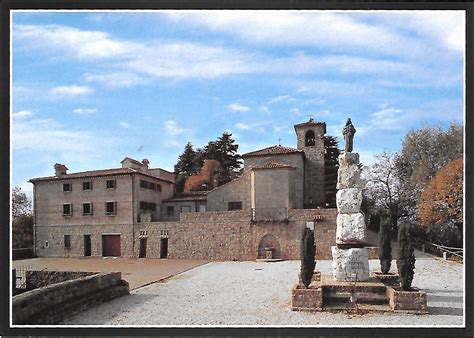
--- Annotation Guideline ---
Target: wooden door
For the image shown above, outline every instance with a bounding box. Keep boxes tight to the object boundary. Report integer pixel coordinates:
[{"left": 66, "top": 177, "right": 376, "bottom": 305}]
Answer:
[
  {"left": 160, "top": 238, "right": 168, "bottom": 258},
  {"left": 139, "top": 238, "right": 147, "bottom": 258},
  {"left": 84, "top": 235, "right": 91, "bottom": 256},
  {"left": 102, "top": 235, "right": 121, "bottom": 257}
]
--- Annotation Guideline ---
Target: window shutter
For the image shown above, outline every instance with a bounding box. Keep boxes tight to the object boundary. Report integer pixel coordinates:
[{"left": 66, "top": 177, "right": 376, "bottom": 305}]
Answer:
[
  {"left": 70, "top": 203, "right": 73, "bottom": 216},
  {"left": 114, "top": 201, "right": 117, "bottom": 214},
  {"left": 91, "top": 202, "right": 94, "bottom": 216}
]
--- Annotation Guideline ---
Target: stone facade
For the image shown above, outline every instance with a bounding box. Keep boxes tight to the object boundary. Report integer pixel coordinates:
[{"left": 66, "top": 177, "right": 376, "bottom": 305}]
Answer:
[{"left": 31, "top": 118, "right": 337, "bottom": 261}]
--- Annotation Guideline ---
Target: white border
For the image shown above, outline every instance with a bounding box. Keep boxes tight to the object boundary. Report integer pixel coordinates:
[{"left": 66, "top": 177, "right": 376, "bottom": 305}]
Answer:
[{"left": 9, "top": 8, "right": 467, "bottom": 329}]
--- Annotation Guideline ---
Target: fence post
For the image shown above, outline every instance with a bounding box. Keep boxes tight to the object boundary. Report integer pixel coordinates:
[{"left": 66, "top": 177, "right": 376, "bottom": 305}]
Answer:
[
  {"left": 443, "top": 252, "right": 447, "bottom": 260},
  {"left": 422, "top": 244, "right": 425, "bottom": 252},
  {"left": 12, "top": 269, "right": 16, "bottom": 295}
]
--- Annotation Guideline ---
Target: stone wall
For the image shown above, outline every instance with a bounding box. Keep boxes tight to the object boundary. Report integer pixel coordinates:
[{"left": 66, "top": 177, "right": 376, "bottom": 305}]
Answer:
[
  {"left": 207, "top": 176, "right": 245, "bottom": 212},
  {"left": 140, "top": 208, "right": 337, "bottom": 261},
  {"left": 12, "top": 272, "right": 129, "bottom": 324},
  {"left": 25, "top": 270, "right": 95, "bottom": 290},
  {"left": 35, "top": 223, "right": 135, "bottom": 258}
]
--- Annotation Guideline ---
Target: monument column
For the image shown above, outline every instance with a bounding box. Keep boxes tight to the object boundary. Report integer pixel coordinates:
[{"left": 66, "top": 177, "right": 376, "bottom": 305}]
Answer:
[{"left": 331, "top": 118, "right": 369, "bottom": 281}]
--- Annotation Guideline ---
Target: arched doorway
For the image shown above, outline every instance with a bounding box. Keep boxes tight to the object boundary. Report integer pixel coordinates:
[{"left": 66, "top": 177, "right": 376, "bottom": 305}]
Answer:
[{"left": 257, "top": 234, "right": 282, "bottom": 259}]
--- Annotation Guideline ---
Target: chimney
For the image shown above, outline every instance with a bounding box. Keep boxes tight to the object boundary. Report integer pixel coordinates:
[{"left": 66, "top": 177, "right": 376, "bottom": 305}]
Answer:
[
  {"left": 54, "top": 163, "right": 68, "bottom": 177},
  {"left": 142, "top": 159, "right": 149, "bottom": 170}
]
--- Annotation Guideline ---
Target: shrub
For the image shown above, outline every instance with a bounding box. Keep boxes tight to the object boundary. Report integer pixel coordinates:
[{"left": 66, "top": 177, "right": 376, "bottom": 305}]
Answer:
[
  {"left": 397, "top": 223, "right": 416, "bottom": 290},
  {"left": 379, "top": 216, "right": 392, "bottom": 274},
  {"left": 300, "top": 227, "right": 316, "bottom": 288}
]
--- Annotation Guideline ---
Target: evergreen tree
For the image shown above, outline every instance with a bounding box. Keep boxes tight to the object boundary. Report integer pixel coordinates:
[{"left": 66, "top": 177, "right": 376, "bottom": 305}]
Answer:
[
  {"left": 379, "top": 215, "right": 392, "bottom": 274},
  {"left": 204, "top": 132, "right": 242, "bottom": 185},
  {"left": 324, "top": 135, "right": 340, "bottom": 207},
  {"left": 397, "top": 223, "right": 416, "bottom": 290},
  {"left": 300, "top": 227, "right": 316, "bottom": 288},
  {"left": 174, "top": 142, "right": 197, "bottom": 177},
  {"left": 12, "top": 187, "right": 33, "bottom": 250}
]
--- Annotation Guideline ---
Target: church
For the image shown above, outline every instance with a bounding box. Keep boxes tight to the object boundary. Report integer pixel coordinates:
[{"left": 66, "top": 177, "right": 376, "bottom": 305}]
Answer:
[{"left": 30, "top": 118, "right": 339, "bottom": 260}]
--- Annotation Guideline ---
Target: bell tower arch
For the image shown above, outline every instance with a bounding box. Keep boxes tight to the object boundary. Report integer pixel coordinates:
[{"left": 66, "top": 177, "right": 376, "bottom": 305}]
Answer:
[{"left": 294, "top": 118, "right": 326, "bottom": 208}]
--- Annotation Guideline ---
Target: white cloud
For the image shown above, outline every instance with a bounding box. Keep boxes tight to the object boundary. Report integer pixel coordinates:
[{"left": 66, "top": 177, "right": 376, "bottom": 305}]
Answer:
[
  {"left": 84, "top": 72, "right": 150, "bottom": 88},
  {"left": 14, "top": 24, "right": 141, "bottom": 59},
  {"left": 268, "top": 95, "right": 295, "bottom": 104},
  {"left": 73, "top": 108, "right": 98, "bottom": 114},
  {"left": 164, "top": 120, "right": 187, "bottom": 135},
  {"left": 259, "top": 106, "right": 271, "bottom": 114},
  {"left": 370, "top": 107, "right": 405, "bottom": 130},
  {"left": 12, "top": 110, "right": 33, "bottom": 118},
  {"left": 228, "top": 103, "right": 250, "bottom": 112},
  {"left": 50, "top": 85, "right": 93, "bottom": 97},
  {"left": 119, "top": 121, "right": 130, "bottom": 128},
  {"left": 163, "top": 10, "right": 459, "bottom": 58},
  {"left": 290, "top": 108, "right": 301, "bottom": 116},
  {"left": 12, "top": 117, "right": 120, "bottom": 155},
  {"left": 235, "top": 122, "right": 251, "bottom": 130}
]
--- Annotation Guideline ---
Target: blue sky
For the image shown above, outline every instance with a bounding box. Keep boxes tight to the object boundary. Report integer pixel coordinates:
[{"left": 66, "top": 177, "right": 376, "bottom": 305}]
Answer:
[{"left": 11, "top": 10, "right": 464, "bottom": 195}]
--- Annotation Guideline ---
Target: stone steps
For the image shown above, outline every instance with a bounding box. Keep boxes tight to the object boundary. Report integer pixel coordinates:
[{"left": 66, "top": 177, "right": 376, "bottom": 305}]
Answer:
[{"left": 322, "top": 284, "right": 389, "bottom": 305}]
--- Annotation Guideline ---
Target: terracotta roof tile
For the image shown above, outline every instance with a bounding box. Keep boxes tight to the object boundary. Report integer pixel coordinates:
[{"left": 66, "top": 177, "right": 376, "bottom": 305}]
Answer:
[
  {"left": 30, "top": 167, "right": 174, "bottom": 184},
  {"left": 294, "top": 119, "right": 326, "bottom": 129},
  {"left": 242, "top": 145, "right": 303, "bottom": 157},
  {"left": 251, "top": 162, "right": 295, "bottom": 170}
]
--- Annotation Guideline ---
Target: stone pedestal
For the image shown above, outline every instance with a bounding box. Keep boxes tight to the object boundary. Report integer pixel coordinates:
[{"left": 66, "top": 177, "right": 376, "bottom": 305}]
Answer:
[
  {"left": 332, "top": 247, "right": 369, "bottom": 281},
  {"left": 336, "top": 213, "right": 366, "bottom": 244}
]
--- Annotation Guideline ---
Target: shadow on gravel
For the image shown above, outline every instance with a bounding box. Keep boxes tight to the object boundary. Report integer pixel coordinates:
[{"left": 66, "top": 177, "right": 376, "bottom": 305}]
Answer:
[
  {"left": 428, "top": 294, "right": 464, "bottom": 303},
  {"left": 428, "top": 306, "right": 463, "bottom": 316}
]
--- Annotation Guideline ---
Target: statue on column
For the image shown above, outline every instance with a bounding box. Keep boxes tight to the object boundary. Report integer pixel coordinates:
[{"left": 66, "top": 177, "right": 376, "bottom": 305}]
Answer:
[{"left": 342, "top": 118, "right": 356, "bottom": 152}]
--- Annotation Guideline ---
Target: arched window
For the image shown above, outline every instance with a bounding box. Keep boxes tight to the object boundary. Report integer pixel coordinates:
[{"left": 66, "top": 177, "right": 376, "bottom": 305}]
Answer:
[{"left": 305, "top": 130, "right": 316, "bottom": 146}]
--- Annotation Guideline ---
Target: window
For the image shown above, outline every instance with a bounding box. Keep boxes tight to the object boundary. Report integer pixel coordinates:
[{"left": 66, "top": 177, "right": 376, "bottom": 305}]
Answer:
[
  {"left": 83, "top": 181, "right": 92, "bottom": 191},
  {"left": 106, "top": 179, "right": 116, "bottom": 189},
  {"left": 63, "top": 203, "right": 72, "bottom": 216},
  {"left": 140, "top": 201, "right": 157, "bottom": 211},
  {"left": 180, "top": 205, "right": 192, "bottom": 213},
  {"left": 140, "top": 180, "right": 148, "bottom": 189},
  {"left": 156, "top": 184, "right": 162, "bottom": 192},
  {"left": 140, "top": 179, "right": 161, "bottom": 192},
  {"left": 83, "top": 202, "right": 92, "bottom": 215},
  {"left": 64, "top": 235, "right": 71, "bottom": 250},
  {"left": 63, "top": 183, "right": 72, "bottom": 192},
  {"left": 149, "top": 182, "right": 156, "bottom": 190},
  {"left": 228, "top": 201, "right": 242, "bottom": 211},
  {"left": 167, "top": 206, "right": 174, "bottom": 216},
  {"left": 305, "top": 130, "right": 316, "bottom": 146},
  {"left": 44, "top": 240, "right": 49, "bottom": 248},
  {"left": 106, "top": 201, "right": 116, "bottom": 215}
]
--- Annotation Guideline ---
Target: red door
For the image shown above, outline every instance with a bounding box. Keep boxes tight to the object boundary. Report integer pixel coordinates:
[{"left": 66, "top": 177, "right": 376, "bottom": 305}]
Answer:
[{"left": 102, "top": 235, "right": 121, "bottom": 257}]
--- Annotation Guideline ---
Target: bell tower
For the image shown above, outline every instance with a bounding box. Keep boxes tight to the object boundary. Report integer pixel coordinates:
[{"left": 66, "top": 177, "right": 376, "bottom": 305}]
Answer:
[{"left": 294, "top": 118, "right": 326, "bottom": 208}]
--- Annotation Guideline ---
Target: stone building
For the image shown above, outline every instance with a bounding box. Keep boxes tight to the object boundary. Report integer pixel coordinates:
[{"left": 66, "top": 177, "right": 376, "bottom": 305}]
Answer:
[{"left": 30, "top": 118, "right": 338, "bottom": 260}]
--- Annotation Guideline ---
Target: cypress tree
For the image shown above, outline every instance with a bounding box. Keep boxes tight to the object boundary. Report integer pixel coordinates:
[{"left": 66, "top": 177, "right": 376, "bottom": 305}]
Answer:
[
  {"left": 397, "top": 223, "right": 416, "bottom": 290},
  {"left": 300, "top": 227, "right": 316, "bottom": 288},
  {"left": 379, "top": 216, "right": 392, "bottom": 274}
]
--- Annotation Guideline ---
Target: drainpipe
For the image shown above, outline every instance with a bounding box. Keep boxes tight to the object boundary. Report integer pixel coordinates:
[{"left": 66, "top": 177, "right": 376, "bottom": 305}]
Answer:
[
  {"left": 131, "top": 175, "right": 135, "bottom": 257},
  {"left": 32, "top": 182, "right": 36, "bottom": 257}
]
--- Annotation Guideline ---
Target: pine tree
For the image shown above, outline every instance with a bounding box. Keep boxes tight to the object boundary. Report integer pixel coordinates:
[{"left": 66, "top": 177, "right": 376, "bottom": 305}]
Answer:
[
  {"left": 379, "top": 216, "right": 392, "bottom": 274},
  {"left": 204, "top": 132, "right": 242, "bottom": 185},
  {"left": 397, "top": 223, "right": 416, "bottom": 290},
  {"left": 175, "top": 142, "right": 198, "bottom": 176},
  {"left": 300, "top": 227, "right": 316, "bottom": 288},
  {"left": 324, "top": 135, "right": 340, "bottom": 207}
]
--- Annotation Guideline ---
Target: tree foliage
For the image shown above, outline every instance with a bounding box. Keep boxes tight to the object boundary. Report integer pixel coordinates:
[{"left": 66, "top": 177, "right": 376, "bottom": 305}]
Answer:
[
  {"left": 418, "top": 158, "right": 463, "bottom": 246},
  {"left": 379, "top": 215, "right": 392, "bottom": 274},
  {"left": 12, "top": 187, "right": 33, "bottom": 249},
  {"left": 300, "top": 227, "right": 316, "bottom": 288},
  {"left": 395, "top": 123, "right": 463, "bottom": 220},
  {"left": 175, "top": 133, "right": 242, "bottom": 191},
  {"left": 397, "top": 223, "right": 416, "bottom": 291},
  {"left": 324, "top": 135, "right": 340, "bottom": 207}
]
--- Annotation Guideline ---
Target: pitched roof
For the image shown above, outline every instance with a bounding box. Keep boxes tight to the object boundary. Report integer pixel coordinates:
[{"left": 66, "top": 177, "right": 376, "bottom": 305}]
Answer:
[
  {"left": 242, "top": 145, "right": 303, "bottom": 157},
  {"left": 293, "top": 118, "right": 326, "bottom": 129},
  {"left": 163, "top": 191, "right": 207, "bottom": 202},
  {"left": 29, "top": 167, "right": 175, "bottom": 184},
  {"left": 251, "top": 162, "right": 295, "bottom": 170}
]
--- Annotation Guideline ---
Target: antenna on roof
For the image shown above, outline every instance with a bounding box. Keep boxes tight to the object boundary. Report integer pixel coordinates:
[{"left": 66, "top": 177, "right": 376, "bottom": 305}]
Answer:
[
  {"left": 308, "top": 113, "right": 314, "bottom": 122},
  {"left": 278, "top": 138, "right": 282, "bottom": 146}
]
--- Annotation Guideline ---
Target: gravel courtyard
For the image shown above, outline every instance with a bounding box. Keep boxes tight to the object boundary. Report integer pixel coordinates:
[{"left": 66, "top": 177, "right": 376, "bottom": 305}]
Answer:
[{"left": 63, "top": 253, "right": 464, "bottom": 327}]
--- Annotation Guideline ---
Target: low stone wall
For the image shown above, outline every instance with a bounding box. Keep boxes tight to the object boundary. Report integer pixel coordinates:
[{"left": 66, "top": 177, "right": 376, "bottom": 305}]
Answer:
[
  {"left": 25, "top": 270, "right": 96, "bottom": 290},
  {"left": 13, "top": 272, "right": 129, "bottom": 324},
  {"left": 180, "top": 210, "right": 248, "bottom": 222}
]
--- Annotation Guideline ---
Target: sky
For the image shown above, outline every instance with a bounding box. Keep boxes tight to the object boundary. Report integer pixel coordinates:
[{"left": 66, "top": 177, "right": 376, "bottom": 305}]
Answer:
[{"left": 11, "top": 10, "right": 465, "bottom": 196}]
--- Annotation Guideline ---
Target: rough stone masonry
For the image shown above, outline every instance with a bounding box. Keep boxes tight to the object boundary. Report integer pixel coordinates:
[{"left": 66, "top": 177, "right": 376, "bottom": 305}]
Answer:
[{"left": 332, "top": 122, "right": 369, "bottom": 282}]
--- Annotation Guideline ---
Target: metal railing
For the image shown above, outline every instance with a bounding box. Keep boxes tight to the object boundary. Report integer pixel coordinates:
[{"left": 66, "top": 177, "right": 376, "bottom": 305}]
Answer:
[
  {"left": 420, "top": 241, "right": 463, "bottom": 260},
  {"left": 251, "top": 207, "right": 288, "bottom": 221}
]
